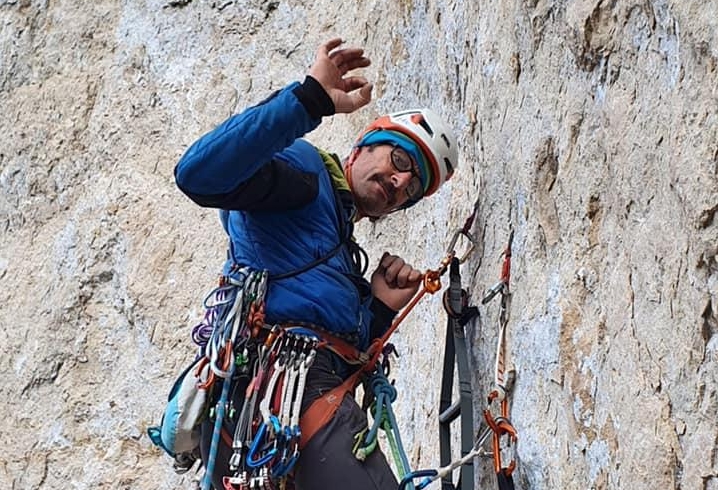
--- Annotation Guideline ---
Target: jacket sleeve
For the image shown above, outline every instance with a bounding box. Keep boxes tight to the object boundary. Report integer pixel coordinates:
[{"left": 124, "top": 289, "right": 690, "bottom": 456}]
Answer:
[
  {"left": 174, "top": 77, "right": 335, "bottom": 210},
  {"left": 368, "top": 297, "right": 398, "bottom": 340}
]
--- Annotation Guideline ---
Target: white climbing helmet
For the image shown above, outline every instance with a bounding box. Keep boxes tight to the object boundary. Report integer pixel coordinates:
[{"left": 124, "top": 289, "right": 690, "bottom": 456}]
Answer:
[{"left": 355, "top": 108, "right": 459, "bottom": 198}]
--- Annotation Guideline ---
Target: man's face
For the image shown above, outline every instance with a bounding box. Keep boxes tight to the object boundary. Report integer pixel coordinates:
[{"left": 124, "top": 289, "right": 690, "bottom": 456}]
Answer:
[{"left": 348, "top": 144, "right": 421, "bottom": 217}]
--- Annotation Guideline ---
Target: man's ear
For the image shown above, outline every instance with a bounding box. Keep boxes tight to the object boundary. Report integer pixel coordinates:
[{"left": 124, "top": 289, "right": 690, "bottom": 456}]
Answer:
[{"left": 344, "top": 146, "right": 361, "bottom": 173}]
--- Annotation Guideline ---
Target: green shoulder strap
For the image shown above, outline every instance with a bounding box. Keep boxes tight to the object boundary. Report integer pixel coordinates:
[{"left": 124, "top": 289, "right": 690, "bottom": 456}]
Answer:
[{"left": 316, "top": 147, "right": 350, "bottom": 193}]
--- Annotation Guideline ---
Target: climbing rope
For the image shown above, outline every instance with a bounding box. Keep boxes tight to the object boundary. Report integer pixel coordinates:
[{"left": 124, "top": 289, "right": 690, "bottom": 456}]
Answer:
[{"left": 353, "top": 369, "right": 412, "bottom": 478}]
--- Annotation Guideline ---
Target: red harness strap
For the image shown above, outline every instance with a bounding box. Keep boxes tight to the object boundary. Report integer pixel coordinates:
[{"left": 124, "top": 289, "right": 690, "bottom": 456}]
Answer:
[
  {"left": 296, "top": 328, "right": 372, "bottom": 450},
  {"left": 298, "top": 368, "right": 363, "bottom": 450}
]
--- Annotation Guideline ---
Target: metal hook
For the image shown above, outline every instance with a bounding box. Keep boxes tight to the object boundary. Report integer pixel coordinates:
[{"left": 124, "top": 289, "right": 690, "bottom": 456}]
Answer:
[
  {"left": 446, "top": 229, "right": 477, "bottom": 264},
  {"left": 246, "top": 421, "right": 278, "bottom": 469}
]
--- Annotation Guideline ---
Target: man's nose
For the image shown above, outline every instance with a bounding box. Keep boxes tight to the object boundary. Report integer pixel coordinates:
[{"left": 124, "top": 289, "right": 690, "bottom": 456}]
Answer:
[{"left": 391, "top": 171, "right": 412, "bottom": 189}]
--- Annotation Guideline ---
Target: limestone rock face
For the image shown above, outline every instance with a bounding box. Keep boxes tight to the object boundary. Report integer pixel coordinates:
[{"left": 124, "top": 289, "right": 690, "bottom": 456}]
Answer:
[{"left": 1, "top": 0, "right": 716, "bottom": 488}]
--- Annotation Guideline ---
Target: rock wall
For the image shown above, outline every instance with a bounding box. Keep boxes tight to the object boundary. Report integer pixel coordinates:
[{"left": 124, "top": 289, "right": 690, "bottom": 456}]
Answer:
[{"left": 1, "top": 0, "right": 716, "bottom": 488}]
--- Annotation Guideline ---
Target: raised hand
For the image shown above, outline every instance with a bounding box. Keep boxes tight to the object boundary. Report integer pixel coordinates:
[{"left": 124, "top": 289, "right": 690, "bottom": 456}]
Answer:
[
  {"left": 308, "top": 37, "right": 373, "bottom": 114},
  {"left": 370, "top": 252, "right": 423, "bottom": 311}
]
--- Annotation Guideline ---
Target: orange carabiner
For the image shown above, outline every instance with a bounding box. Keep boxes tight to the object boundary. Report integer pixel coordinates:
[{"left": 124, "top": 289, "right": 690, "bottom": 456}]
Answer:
[
  {"left": 195, "top": 356, "right": 214, "bottom": 391},
  {"left": 247, "top": 301, "right": 266, "bottom": 338},
  {"left": 483, "top": 408, "right": 518, "bottom": 476}
]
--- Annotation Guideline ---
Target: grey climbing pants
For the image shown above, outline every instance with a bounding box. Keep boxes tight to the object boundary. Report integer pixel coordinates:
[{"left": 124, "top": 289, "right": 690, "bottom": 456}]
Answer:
[{"left": 199, "top": 349, "right": 398, "bottom": 490}]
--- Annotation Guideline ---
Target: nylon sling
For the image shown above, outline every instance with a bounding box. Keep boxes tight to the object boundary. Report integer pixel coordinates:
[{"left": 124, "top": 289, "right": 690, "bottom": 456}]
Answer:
[{"left": 439, "top": 257, "right": 479, "bottom": 490}]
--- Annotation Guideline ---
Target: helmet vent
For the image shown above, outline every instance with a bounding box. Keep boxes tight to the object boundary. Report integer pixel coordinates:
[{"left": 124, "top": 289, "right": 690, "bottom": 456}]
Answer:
[
  {"left": 412, "top": 114, "right": 434, "bottom": 136},
  {"left": 441, "top": 134, "right": 451, "bottom": 147},
  {"left": 444, "top": 158, "right": 454, "bottom": 175}
]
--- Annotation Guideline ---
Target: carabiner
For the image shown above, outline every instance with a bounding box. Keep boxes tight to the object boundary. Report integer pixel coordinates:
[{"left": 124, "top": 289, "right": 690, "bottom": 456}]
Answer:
[
  {"left": 446, "top": 229, "right": 477, "bottom": 264},
  {"left": 246, "top": 421, "right": 277, "bottom": 468},
  {"left": 222, "top": 473, "right": 248, "bottom": 490},
  {"left": 481, "top": 278, "right": 507, "bottom": 304},
  {"left": 483, "top": 411, "right": 518, "bottom": 476},
  {"left": 398, "top": 469, "right": 439, "bottom": 490},
  {"left": 271, "top": 425, "right": 301, "bottom": 478}
]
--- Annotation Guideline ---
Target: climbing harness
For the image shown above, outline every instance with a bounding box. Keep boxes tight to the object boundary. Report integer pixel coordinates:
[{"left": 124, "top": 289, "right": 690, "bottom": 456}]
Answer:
[
  {"left": 153, "top": 189, "right": 521, "bottom": 490},
  {"left": 298, "top": 216, "right": 479, "bottom": 467}
]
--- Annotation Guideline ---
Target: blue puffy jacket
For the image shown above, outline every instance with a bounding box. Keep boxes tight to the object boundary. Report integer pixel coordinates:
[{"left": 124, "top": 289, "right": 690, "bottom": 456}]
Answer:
[{"left": 174, "top": 78, "right": 390, "bottom": 349}]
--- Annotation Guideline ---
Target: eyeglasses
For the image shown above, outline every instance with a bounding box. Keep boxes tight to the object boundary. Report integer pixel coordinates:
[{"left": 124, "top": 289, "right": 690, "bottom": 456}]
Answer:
[{"left": 390, "top": 146, "right": 424, "bottom": 202}]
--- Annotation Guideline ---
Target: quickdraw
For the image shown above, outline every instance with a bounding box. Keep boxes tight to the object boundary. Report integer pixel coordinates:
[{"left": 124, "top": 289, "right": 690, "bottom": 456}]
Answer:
[
  {"left": 481, "top": 230, "right": 518, "bottom": 489},
  {"left": 221, "top": 330, "right": 319, "bottom": 490}
]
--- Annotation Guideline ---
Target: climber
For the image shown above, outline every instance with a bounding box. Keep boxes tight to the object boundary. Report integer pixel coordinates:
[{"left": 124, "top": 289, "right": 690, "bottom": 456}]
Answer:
[{"left": 173, "top": 37, "right": 459, "bottom": 489}]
